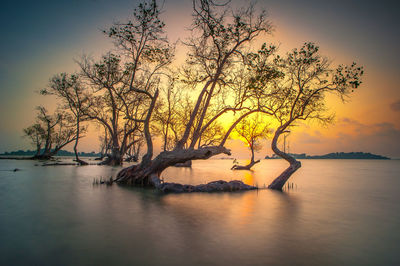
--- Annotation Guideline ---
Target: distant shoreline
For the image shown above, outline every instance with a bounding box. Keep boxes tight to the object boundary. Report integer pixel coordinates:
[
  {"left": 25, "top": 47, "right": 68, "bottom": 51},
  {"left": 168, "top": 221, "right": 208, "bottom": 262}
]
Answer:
[
  {"left": 0, "top": 149, "right": 101, "bottom": 158},
  {"left": 265, "top": 152, "right": 390, "bottom": 160},
  {"left": 0, "top": 150, "right": 391, "bottom": 160}
]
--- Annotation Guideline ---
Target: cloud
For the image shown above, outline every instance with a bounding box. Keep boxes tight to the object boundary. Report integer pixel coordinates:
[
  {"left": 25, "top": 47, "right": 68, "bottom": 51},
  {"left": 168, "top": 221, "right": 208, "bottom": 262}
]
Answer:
[{"left": 390, "top": 100, "right": 400, "bottom": 112}]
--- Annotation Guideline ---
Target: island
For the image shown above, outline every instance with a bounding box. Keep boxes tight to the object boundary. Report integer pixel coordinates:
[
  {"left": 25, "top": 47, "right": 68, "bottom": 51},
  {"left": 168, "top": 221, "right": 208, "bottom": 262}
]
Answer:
[
  {"left": 0, "top": 149, "right": 101, "bottom": 157},
  {"left": 265, "top": 152, "right": 390, "bottom": 160}
]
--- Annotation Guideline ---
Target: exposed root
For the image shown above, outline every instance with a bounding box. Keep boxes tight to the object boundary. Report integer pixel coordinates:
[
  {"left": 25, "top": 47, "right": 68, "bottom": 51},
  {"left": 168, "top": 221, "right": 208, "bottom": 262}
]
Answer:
[{"left": 231, "top": 159, "right": 260, "bottom": 170}]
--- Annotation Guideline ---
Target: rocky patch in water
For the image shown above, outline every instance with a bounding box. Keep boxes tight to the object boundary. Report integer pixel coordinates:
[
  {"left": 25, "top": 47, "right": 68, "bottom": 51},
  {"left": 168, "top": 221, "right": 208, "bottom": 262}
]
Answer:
[{"left": 159, "top": 180, "right": 256, "bottom": 193}]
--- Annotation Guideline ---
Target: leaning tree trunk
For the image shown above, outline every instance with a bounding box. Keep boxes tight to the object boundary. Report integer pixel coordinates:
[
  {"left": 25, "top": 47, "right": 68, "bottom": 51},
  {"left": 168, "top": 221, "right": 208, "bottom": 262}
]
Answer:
[
  {"left": 174, "top": 160, "right": 192, "bottom": 167},
  {"left": 115, "top": 146, "right": 231, "bottom": 187},
  {"left": 231, "top": 145, "right": 260, "bottom": 170},
  {"left": 99, "top": 133, "right": 123, "bottom": 166},
  {"left": 268, "top": 128, "right": 301, "bottom": 190},
  {"left": 231, "top": 159, "right": 260, "bottom": 170},
  {"left": 100, "top": 148, "right": 123, "bottom": 166}
]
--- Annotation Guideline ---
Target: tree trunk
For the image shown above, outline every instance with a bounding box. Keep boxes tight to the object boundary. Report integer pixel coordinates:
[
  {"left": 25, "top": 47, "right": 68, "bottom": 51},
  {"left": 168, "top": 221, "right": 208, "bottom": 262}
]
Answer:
[
  {"left": 268, "top": 128, "right": 301, "bottom": 190},
  {"left": 73, "top": 120, "right": 88, "bottom": 165},
  {"left": 35, "top": 144, "right": 41, "bottom": 156},
  {"left": 134, "top": 143, "right": 141, "bottom": 161},
  {"left": 231, "top": 159, "right": 260, "bottom": 170},
  {"left": 99, "top": 131, "right": 123, "bottom": 166},
  {"left": 32, "top": 153, "right": 52, "bottom": 160},
  {"left": 35, "top": 144, "right": 53, "bottom": 160},
  {"left": 100, "top": 148, "right": 123, "bottom": 166},
  {"left": 115, "top": 146, "right": 231, "bottom": 187},
  {"left": 174, "top": 160, "right": 192, "bottom": 167},
  {"left": 231, "top": 145, "right": 260, "bottom": 170},
  {"left": 268, "top": 161, "right": 301, "bottom": 190}
]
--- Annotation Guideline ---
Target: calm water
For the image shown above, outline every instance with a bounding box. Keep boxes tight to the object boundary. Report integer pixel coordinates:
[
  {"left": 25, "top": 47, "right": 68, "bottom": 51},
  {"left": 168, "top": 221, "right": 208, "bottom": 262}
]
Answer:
[{"left": 0, "top": 159, "right": 399, "bottom": 265}]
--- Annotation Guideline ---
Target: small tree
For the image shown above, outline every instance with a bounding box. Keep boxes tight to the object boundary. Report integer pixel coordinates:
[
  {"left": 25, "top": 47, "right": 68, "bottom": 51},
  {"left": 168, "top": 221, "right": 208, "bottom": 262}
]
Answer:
[
  {"left": 231, "top": 114, "right": 270, "bottom": 170},
  {"left": 23, "top": 123, "right": 45, "bottom": 156},
  {"left": 26, "top": 106, "right": 77, "bottom": 159},
  {"left": 41, "top": 73, "right": 90, "bottom": 165},
  {"left": 78, "top": 53, "right": 144, "bottom": 165},
  {"left": 79, "top": 0, "right": 173, "bottom": 166}
]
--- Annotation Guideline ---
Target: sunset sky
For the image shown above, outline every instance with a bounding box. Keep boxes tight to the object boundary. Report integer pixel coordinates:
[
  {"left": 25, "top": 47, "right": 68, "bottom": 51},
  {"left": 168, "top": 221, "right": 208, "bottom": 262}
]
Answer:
[{"left": 1, "top": 0, "right": 399, "bottom": 158}]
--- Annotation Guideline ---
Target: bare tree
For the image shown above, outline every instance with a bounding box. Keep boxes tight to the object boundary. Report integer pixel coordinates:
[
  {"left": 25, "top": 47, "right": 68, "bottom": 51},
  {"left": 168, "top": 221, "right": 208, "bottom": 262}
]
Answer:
[
  {"left": 23, "top": 123, "right": 45, "bottom": 156},
  {"left": 231, "top": 114, "right": 270, "bottom": 170},
  {"left": 115, "top": 0, "right": 275, "bottom": 190},
  {"left": 41, "top": 73, "right": 90, "bottom": 165},
  {"left": 80, "top": 0, "right": 173, "bottom": 166},
  {"left": 26, "top": 106, "right": 77, "bottom": 159},
  {"left": 250, "top": 42, "right": 364, "bottom": 190},
  {"left": 78, "top": 53, "right": 144, "bottom": 165}
]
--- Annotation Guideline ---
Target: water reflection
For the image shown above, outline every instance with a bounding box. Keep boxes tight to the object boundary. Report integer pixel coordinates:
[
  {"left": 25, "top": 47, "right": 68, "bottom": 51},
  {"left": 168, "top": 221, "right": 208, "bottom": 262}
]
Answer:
[
  {"left": 1, "top": 159, "right": 400, "bottom": 265},
  {"left": 242, "top": 171, "right": 255, "bottom": 186}
]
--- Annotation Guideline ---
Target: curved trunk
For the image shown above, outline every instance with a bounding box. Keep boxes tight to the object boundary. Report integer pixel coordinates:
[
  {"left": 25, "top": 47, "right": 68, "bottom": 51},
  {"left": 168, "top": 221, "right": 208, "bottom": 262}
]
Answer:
[
  {"left": 231, "top": 145, "right": 260, "bottom": 170},
  {"left": 174, "top": 160, "right": 192, "bottom": 167},
  {"left": 231, "top": 159, "right": 260, "bottom": 170},
  {"left": 141, "top": 90, "right": 159, "bottom": 167},
  {"left": 268, "top": 128, "right": 301, "bottom": 190},
  {"left": 115, "top": 146, "right": 231, "bottom": 187}
]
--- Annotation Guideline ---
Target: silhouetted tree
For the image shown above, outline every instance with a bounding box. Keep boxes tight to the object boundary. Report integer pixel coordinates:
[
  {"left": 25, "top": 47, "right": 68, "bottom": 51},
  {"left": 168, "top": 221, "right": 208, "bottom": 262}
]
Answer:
[
  {"left": 231, "top": 114, "right": 270, "bottom": 170},
  {"left": 78, "top": 53, "right": 145, "bottom": 165},
  {"left": 41, "top": 73, "right": 90, "bottom": 165},
  {"left": 80, "top": 0, "right": 173, "bottom": 166},
  {"left": 23, "top": 123, "right": 45, "bottom": 156},
  {"left": 250, "top": 42, "right": 364, "bottom": 189},
  {"left": 26, "top": 106, "right": 77, "bottom": 159}
]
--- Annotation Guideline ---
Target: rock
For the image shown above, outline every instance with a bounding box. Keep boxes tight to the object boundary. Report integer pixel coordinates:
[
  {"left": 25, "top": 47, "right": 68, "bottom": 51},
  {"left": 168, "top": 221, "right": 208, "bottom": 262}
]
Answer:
[{"left": 159, "top": 180, "right": 256, "bottom": 193}]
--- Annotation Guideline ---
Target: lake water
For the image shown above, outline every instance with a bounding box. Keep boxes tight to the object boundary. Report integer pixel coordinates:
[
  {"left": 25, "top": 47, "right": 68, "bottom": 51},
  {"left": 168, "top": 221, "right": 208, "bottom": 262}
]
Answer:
[{"left": 0, "top": 159, "right": 399, "bottom": 265}]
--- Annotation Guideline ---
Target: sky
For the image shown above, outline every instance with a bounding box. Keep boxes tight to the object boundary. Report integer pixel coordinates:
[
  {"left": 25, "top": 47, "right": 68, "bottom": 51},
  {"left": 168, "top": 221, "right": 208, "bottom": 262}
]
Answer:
[{"left": 1, "top": 0, "right": 400, "bottom": 158}]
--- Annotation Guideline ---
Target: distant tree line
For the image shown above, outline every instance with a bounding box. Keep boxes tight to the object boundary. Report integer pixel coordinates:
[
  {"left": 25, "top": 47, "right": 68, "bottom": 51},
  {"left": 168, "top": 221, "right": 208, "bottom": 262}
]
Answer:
[
  {"left": 1, "top": 149, "right": 101, "bottom": 157},
  {"left": 265, "top": 152, "right": 389, "bottom": 160}
]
